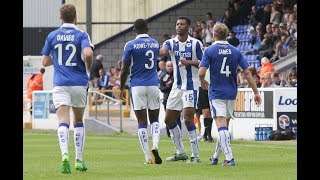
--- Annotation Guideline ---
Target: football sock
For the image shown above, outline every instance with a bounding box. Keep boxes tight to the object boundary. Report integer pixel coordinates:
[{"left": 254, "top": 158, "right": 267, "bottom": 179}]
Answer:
[
  {"left": 176, "top": 115, "right": 182, "bottom": 130},
  {"left": 218, "top": 126, "right": 233, "bottom": 161},
  {"left": 168, "top": 124, "right": 185, "bottom": 154},
  {"left": 150, "top": 120, "right": 160, "bottom": 149},
  {"left": 187, "top": 124, "right": 200, "bottom": 158},
  {"left": 204, "top": 118, "right": 213, "bottom": 138},
  {"left": 74, "top": 122, "right": 85, "bottom": 161},
  {"left": 213, "top": 136, "right": 222, "bottom": 159},
  {"left": 58, "top": 123, "right": 69, "bottom": 156},
  {"left": 138, "top": 124, "right": 151, "bottom": 161}
]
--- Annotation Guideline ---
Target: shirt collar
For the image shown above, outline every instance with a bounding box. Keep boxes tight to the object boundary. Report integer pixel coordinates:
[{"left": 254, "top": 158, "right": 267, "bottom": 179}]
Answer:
[
  {"left": 174, "top": 35, "right": 192, "bottom": 43},
  {"left": 212, "top": 40, "right": 229, "bottom": 45},
  {"left": 135, "top": 34, "right": 149, "bottom": 39},
  {"left": 61, "top": 23, "right": 78, "bottom": 29}
]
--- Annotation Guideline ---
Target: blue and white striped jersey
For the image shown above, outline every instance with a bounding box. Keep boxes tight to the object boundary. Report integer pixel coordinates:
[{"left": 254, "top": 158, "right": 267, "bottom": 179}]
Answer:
[
  {"left": 41, "top": 23, "right": 94, "bottom": 86},
  {"left": 200, "top": 41, "right": 249, "bottom": 100},
  {"left": 163, "top": 36, "right": 203, "bottom": 90},
  {"left": 122, "top": 34, "right": 160, "bottom": 87}
]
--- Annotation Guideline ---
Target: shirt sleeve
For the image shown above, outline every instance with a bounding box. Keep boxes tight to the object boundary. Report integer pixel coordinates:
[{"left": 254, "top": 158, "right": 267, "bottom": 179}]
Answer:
[
  {"left": 122, "top": 41, "right": 133, "bottom": 62},
  {"left": 162, "top": 40, "right": 171, "bottom": 51},
  {"left": 81, "top": 32, "right": 94, "bottom": 49},
  {"left": 199, "top": 48, "right": 210, "bottom": 68},
  {"left": 196, "top": 40, "right": 203, "bottom": 60},
  {"left": 41, "top": 33, "right": 53, "bottom": 56}
]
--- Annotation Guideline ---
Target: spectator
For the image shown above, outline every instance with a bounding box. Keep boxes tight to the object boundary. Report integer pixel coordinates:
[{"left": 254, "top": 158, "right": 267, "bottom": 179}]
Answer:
[
  {"left": 270, "top": 41, "right": 287, "bottom": 62},
  {"left": 237, "top": 68, "right": 247, "bottom": 88},
  {"left": 261, "top": 72, "right": 272, "bottom": 88},
  {"left": 222, "top": 8, "right": 233, "bottom": 30},
  {"left": 259, "top": 57, "right": 275, "bottom": 83},
  {"left": 279, "top": 22, "right": 290, "bottom": 37},
  {"left": 205, "top": 12, "right": 215, "bottom": 29},
  {"left": 158, "top": 59, "right": 166, "bottom": 76},
  {"left": 111, "top": 67, "right": 121, "bottom": 105},
  {"left": 261, "top": 4, "right": 272, "bottom": 34},
  {"left": 161, "top": 33, "right": 170, "bottom": 42},
  {"left": 271, "top": 71, "right": 286, "bottom": 87},
  {"left": 270, "top": 4, "right": 282, "bottom": 26},
  {"left": 26, "top": 68, "right": 45, "bottom": 115},
  {"left": 259, "top": 32, "right": 275, "bottom": 59},
  {"left": 227, "top": 31, "right": 240, "bottom": 47},
  {"left": 244, "top": 24, "right": 263, "bottom": 55},
  {"left": 248, "top": 4, "right": 263, "bottom": 27},
  {"left": 192, "top": 29, "right": 202, "bottom": 41},
  {"left": 286, "top": 69, "right": 297, "bottom": 87},
  {"left": 200, "top": 21, "right": 213, "bottom": 45},
  {"left": 97, "top": 68, "right": 112, "bottom": 100},
  {"left": 271, "top": 24, "right": 281, "bottom": 44},
  {"left": 253, "top": 74, "right": 262, "bottom": 88},
  {"left": 89, "top": 54, "right": 104, "bottom": 88}
]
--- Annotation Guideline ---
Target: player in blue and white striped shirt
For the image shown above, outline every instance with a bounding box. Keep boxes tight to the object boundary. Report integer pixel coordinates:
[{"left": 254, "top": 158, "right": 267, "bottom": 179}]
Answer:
[
  {"left": 41, "top": 4, "right": 93, "bottom": 173},
  {"left": 120, "top": 19, "right": 162, "bottom": 165},
  {"left": 160, "top": 17, "right": 203, "bottom": 163},
  {"left": 199, "top": 23, "right": 261, "bottom": 166}
]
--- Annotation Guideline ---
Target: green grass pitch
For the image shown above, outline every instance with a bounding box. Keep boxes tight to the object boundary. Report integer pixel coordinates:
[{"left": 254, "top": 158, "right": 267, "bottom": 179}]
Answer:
[{"left": 24, "top": 129, "right": 297, "bottom": 180}]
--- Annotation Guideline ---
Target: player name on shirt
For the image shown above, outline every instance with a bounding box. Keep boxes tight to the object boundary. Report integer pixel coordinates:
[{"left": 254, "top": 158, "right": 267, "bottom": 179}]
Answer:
[
  {"left": 133, "top": 43, "right": 159, "bottom": 49},
  {"left": 218, "top": 49, "right": 232, "bottom": 55},
  {"left": 174, "top": 51, "right": 191, "bottom": 58},
  {"left": 57, "top": 35, "right": 75, "bottom": 41}
]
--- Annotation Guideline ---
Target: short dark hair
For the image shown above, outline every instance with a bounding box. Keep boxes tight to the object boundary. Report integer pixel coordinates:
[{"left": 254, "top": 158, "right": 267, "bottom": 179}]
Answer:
[
  {"left": 40, "top": 68, "right": 45, "bottom": 74},
  {"left": 162, "top": 34, "right": 170, "bottom": 39},
  {"left": 273, "top": 71, "right": 280, "bottom": 77},
  {"left": 200, "top": 20, "right": 206, "bottom": 24},
  {"left": 206, "top": 12, "right": 213, "bottom": 17},
  {"left": 178, "top": 16, "right": 191, "bottom": 25},
  {"left": 134, "top": 19, "right": 148, "bottom": 31}
]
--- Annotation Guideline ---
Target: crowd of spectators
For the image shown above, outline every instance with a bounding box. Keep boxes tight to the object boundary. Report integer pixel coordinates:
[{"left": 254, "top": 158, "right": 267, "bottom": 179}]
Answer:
[{"left": 165, "top": 0, "right": 298, "bottom": 88}]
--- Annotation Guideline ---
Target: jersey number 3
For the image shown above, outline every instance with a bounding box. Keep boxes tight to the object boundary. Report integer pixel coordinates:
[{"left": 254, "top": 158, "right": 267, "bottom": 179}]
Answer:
[
  {"left": 145, "top": 50, "right": 154, "bottom": 69},
  {"left": 220, "top": 57, "right": 231, "bottom": 77},
  {"left": 54, "top": 44, "right": 77, "bottom": 66}
]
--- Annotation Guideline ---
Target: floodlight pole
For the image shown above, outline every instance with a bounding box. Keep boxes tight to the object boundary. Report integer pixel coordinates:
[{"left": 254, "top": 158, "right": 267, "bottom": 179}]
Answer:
[{"left": 86, "top": 0, "right": 92, "bottom": 38}]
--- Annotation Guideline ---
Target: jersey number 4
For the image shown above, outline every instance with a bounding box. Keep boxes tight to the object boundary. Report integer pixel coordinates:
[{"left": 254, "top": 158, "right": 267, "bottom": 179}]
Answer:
[
  {"left": 145, "top": 50, "right": 154, "bottom": 69},
  {"left": 54, "top": 44, "right": 77, "bottom": 66},
  {"left": 220, "top": 57, "right": 231, "bottom": 77}
]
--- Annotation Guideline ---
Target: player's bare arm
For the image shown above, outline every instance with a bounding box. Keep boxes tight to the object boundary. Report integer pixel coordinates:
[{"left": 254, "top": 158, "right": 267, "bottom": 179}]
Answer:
[
  {"left": 198, "top": 67, "right": 209, "bottom": 90},
  {"left": 42, "top": 55, "right": 53, "bottom": 67},
  {"left": 159, "top": 46, "right": 169, "bottom": 57},
  {"left": 179, "top": 59, "right": 200, "bottom": 68},
  {"left": 83, "top": 47, "right": 93, "bottom": 72},
  {"left": 120, "top": 61, "right": 130, "bottom": 100},
  {"left": 243, "top": 68, "right": 262, "bottom": 106}
]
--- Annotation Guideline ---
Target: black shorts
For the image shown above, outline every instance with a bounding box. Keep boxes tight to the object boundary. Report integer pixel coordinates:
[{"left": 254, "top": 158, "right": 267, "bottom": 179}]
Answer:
[{"left": 197, "top": 87, "right": 210, "bottom": 110}]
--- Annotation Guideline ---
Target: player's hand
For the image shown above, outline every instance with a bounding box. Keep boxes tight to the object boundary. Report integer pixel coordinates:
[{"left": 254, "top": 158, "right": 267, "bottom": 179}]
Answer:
[
  {"left": 254, "top": 93, "right": 262, "bottom": 106},
  {"left": 120, "top": 89, "right": 126, "bottom": 101},
  {"left": 200, "top": 79, "right": 209, "bottom": 90},
  {"left": 179, "top": 59, "right": 188, "bottom": 66}
]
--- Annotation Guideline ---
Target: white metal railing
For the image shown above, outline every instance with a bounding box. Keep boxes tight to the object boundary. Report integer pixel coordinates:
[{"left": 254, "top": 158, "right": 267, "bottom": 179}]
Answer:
[{"left": 88, "top": 89, "right": 123, "bottom": 132}]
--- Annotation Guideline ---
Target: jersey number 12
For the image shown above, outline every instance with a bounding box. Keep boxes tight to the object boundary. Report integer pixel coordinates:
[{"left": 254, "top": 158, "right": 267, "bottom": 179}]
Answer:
[
  {"left": 54, "top": 43, "right": 77, "bottom": 66},
  {"left": 220, "top": 57, "right": 231, "bottom": 77}
]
